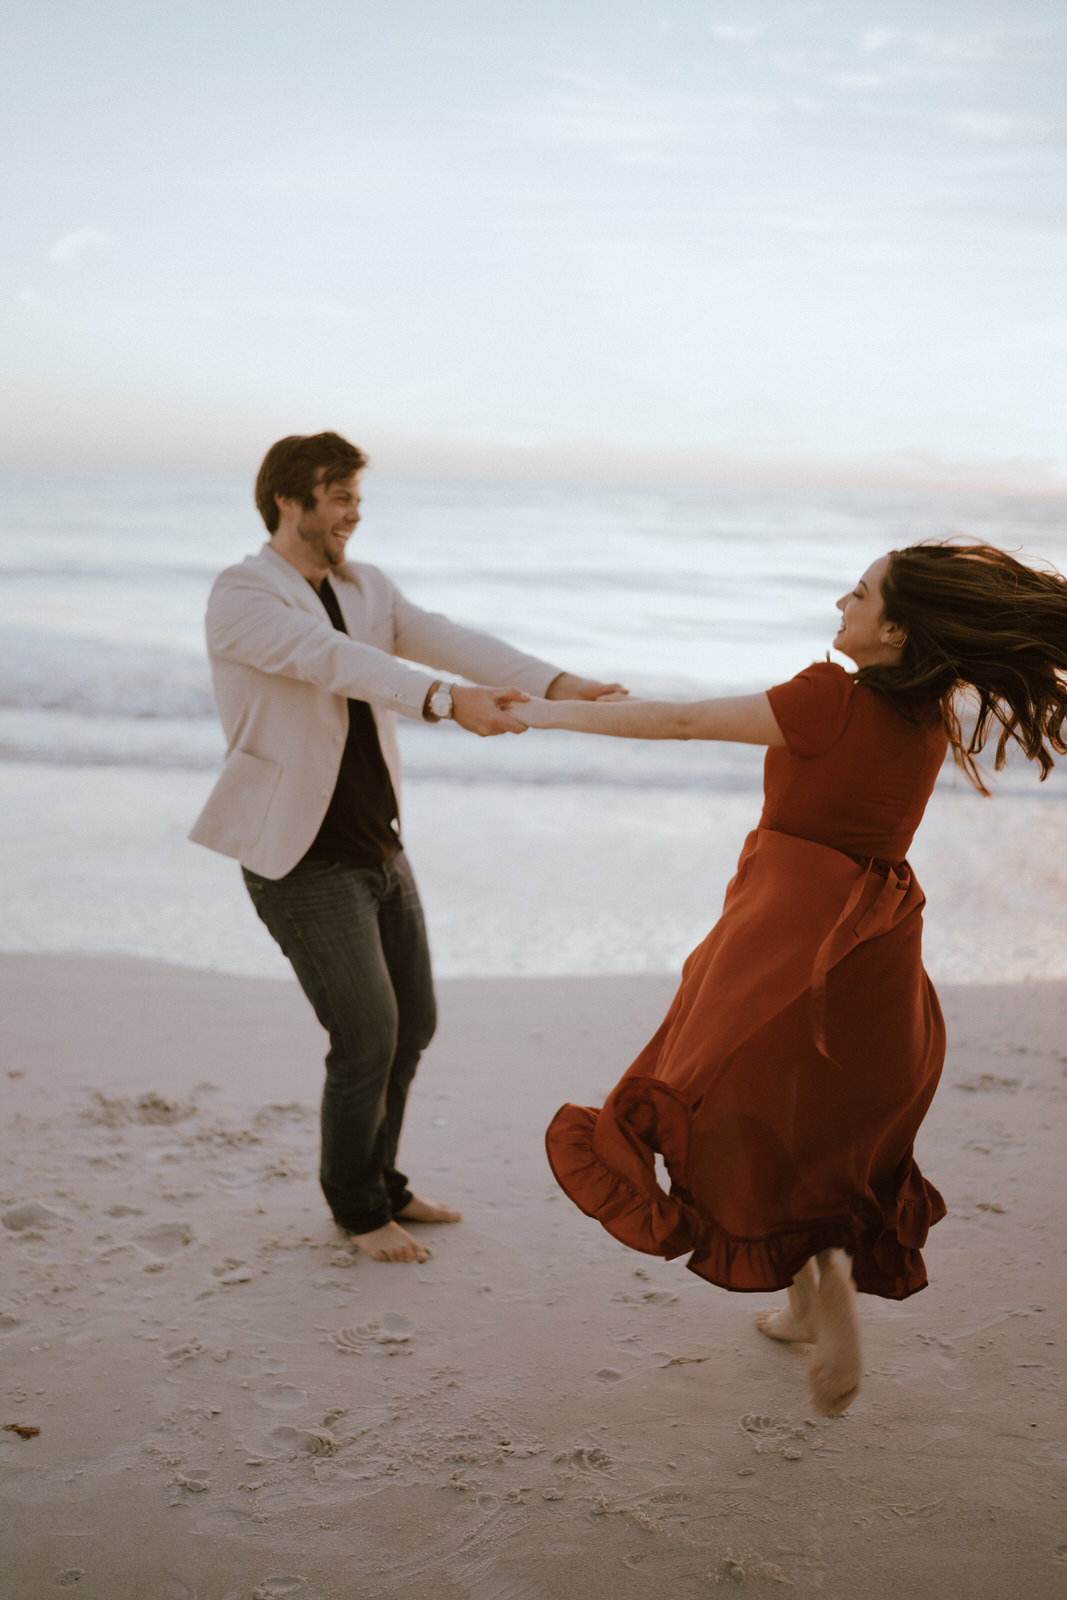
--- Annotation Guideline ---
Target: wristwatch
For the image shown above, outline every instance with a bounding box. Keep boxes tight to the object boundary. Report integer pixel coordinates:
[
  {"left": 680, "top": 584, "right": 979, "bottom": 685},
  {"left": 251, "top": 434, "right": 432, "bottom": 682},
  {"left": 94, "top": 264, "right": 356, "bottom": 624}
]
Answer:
[{"left": 423, "top": 681, "right": 454, "bottom": 723}]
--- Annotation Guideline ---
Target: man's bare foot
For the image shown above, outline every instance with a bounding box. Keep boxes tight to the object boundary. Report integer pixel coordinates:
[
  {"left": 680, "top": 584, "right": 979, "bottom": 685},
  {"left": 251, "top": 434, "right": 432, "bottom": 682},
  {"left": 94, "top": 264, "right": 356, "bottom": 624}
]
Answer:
[
  {"left": 348, "top": 1219, "right": 430, "bottom": 1264},
  {"left": 756, "top": 1258, "right": 819, "bottom": 1344},
  {"left": 808, "top": 1248, "right": 862, "bottom": 1415},
  {"left": 395, "top": 1195, "right": 463, "bottom": 1224}
]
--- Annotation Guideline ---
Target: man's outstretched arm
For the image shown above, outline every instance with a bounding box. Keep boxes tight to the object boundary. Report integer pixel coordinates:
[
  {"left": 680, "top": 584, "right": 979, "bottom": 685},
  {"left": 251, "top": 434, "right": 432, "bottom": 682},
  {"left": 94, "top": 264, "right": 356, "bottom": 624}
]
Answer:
[
  {"left": 545, "top": 672, "right": 628, "bottom": 702},
  {"left": 390, "top": 585, "right": 628, "bottom": 704}
]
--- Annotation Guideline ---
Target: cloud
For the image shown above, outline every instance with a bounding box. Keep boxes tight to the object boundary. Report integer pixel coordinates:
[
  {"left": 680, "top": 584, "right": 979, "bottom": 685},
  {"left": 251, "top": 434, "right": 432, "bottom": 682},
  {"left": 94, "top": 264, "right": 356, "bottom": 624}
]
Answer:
[
  {"left": 825, "top": 71, "right": 894, "bottom": 91},
  {"left": 859, "top": 29, "right": 902, "bottom": 55},
  {"left": 911, "top": 28, "right": 1006, "bottom": 66},
  {"left": 946, "top": 109, "right": 1061, "bottom": 141},
  {"left": 110, "top": 295, "right": 362, "bottom": 325},
  {"left": 485, "top": 76, "right": 683, "bottom": 162},
  {"left": 489, "top": 69, "right": 783, "bottom": 166},
  {"left": 858, "top": 24, "right": 1058, "bottom": 74},
  {"left": 858, "top": 26, "right": 1011, "bottom": 67},
  {"left": 47, "top": 228, "right": 111, "bottom": 266},
  {"left": 710, "top": 23, "right": 764, "bottom": 44},
  {"left": 537, "top": 106, "right": 678, "bottom": 151},
  {"left": 236, "top": 296, "right": 359, "bottom": 324}
]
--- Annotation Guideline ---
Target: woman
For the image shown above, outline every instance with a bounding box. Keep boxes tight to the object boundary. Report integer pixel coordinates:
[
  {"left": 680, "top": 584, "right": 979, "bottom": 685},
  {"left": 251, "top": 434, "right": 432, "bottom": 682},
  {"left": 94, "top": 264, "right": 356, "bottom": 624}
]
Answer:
[{"left": 509, "top": 542, "right": 1067, "bottom": 1416}]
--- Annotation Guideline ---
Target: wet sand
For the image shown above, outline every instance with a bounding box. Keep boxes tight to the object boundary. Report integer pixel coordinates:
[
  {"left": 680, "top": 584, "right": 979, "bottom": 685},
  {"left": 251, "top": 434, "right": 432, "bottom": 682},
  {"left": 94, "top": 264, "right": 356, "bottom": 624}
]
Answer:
[{"left": 1, "top": 955, "right": 1064, "bottom": 1599}]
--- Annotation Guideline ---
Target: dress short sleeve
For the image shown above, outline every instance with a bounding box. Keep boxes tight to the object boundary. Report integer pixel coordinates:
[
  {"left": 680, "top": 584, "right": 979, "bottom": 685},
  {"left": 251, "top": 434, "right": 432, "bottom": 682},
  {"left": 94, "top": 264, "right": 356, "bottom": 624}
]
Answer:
[{"left": 766, "top": 662, "right": 855, "bottom": 759}]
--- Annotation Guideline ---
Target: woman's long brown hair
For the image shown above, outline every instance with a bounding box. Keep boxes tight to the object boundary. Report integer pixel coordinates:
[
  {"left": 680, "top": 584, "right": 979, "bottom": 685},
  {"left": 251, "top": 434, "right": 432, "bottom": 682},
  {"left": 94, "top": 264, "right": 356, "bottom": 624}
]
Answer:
[{"left": 856, "top": 541, "right": 1067, "bottom": 793}]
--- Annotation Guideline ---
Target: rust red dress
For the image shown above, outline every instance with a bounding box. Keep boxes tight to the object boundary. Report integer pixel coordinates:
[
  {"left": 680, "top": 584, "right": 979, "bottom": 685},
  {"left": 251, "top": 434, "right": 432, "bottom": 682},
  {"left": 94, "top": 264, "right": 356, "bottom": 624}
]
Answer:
[{"left": 545, "top": 663, "right": 949, "bottom": 1300}]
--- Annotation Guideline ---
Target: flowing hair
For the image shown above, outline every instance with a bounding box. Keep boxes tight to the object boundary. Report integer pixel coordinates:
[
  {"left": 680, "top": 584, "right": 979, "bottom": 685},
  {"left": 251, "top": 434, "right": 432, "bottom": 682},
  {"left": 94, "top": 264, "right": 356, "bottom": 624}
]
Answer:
[{"left": 856, "top": 541, "right": 1067, "bottom": 793}]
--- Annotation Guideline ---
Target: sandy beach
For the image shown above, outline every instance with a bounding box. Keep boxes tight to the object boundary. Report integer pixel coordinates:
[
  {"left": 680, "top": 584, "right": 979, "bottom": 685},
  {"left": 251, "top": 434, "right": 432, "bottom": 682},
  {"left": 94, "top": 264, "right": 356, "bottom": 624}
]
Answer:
[{"left": 1, "top": 953, "right": 1064, "bottom": 1599}]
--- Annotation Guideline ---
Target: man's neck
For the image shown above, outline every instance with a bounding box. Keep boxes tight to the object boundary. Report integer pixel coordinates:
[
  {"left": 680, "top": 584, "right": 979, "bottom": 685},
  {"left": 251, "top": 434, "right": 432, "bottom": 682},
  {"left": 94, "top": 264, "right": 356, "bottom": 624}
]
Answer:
[{"left": 269, "top": 533, "right": 330, "bottom": 587}]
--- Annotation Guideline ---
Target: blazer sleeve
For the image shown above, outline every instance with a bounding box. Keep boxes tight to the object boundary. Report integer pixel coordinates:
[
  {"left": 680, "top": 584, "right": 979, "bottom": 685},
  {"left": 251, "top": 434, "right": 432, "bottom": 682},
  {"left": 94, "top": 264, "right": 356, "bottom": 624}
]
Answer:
[
  {"left": 206, "top": 566, "right": 438, "bottom": 718},
  {"left": 389, "top": 580, "right": 562, "bottom": 695}
]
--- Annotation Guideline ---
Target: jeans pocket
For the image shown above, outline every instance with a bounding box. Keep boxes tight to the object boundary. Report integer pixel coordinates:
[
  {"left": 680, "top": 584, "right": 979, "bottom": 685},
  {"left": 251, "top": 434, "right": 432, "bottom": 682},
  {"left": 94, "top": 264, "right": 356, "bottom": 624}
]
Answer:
[{"left": 286, "top": 859, "right": 347, "bottom": 881}]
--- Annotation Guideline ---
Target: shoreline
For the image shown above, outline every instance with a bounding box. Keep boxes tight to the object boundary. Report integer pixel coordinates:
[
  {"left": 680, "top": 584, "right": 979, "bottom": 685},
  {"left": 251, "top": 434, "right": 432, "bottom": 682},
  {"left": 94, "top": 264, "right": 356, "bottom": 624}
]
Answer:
[
  {"left": 2, "top": 954, "right": 1065, "bottom": 1598},
  {"left": 2, "top": 758, "right": 1066, "bottom": 986}
]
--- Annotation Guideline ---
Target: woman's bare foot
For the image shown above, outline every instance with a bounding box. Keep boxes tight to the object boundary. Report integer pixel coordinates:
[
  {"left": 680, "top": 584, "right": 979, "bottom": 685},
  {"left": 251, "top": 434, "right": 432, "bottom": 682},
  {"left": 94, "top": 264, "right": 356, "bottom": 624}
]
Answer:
[
  {"left": 756, "top": 1258, "right": 819, "bottom": 1344},
  {"left": 808, "top": 1248, "right": 862, "bottom": 1415},
  {"left": 396, "top": 1195, "right": 463, "bottom": 1224},
  {"left": 348, "top": 1219, "right": 430, "bottom": 1264},
  {"left": 756, "top": 1305, "right": 818, "bottom": 1342}
]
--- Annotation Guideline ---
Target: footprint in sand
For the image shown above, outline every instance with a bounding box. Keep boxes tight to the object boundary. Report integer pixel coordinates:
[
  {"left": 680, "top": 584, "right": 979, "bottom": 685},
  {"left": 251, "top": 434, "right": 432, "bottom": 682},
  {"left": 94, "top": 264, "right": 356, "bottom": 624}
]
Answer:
[
  {"left": 209, "top": 1167, "right": 259, "bottom": 1192},
  {"left": 738, "top": 1413, "right": 809, "bottom": 1456},
  {"left": 552, "top": 1445, "right": 613, "bottom": 1471},
  {"left": 163, "top": 1339, "right": 204, "bottom": 1365},
  {"left": 212, "top": 1258, "right": 254, "bottom": 1284},
  {"left": 2, "top": 1201, "right": 65, "bottom": 1233},
  {"left": 496, "top": 1440, "right": 544, "bottom": 1461},
  {"left": 329, "top": 1312, "right": 416, "bottom": 1355},
  {"left": 134, "top": 1222, "right": 194, "bottom": 1258},
  {"left": 953, "top": 1073, "right": 1021, "bottom": 1094},
  {"left": 249, "top": 1425, "right": 338, "bottom": 1459},
  {"left": 175, "top": 1468, "right": 212, "bottom": 1493},
  {"left": 84, "top": 1090, "right": 194, "bottom": 1126},
  {"left": 465, "top": 1578, "right": 556, "bottom": 1600},
  {"left": 915, "top": 1333, "right": 960, "bottom": 1370},
  {"left": 594, "top": 1368, "right": 624, "bottom": 1383},
  {"left": 610, "top": 1289, "right": 677, "bottom": 1307},
  {"left": 254, "top": 1384, "right": 309, "bottom": 1411},
  {"left": 252, "top": 1580, "right": 325, "bottom": 1600}
]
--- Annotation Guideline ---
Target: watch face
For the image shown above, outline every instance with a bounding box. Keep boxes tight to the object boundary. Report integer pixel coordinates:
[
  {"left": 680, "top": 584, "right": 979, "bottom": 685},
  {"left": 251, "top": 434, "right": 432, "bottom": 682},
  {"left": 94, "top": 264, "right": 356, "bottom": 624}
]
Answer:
[{"left": 431, "top": 689, "right": 452, "bottom": 719}]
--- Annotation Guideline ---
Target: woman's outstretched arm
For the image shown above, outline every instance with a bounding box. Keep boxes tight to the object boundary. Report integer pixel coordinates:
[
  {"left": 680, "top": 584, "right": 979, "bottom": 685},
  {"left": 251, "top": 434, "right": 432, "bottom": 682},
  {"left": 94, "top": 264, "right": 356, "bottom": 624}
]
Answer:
[{"left": 508, "top": 691, "right": 786, "bottom": 746}]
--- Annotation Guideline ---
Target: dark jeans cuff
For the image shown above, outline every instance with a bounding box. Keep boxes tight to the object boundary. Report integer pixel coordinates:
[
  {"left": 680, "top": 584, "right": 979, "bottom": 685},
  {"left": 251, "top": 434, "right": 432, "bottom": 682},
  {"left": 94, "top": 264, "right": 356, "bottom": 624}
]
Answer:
[{"left": 333, "top": 1203, "right": 394, "bottom": 1235}]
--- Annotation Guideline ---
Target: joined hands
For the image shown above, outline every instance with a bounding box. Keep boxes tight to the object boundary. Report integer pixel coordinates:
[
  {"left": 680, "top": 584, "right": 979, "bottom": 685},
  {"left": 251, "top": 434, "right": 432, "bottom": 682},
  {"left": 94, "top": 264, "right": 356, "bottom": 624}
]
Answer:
[{"left": 458, "top": 674, "right": 628, "bottom": 736}]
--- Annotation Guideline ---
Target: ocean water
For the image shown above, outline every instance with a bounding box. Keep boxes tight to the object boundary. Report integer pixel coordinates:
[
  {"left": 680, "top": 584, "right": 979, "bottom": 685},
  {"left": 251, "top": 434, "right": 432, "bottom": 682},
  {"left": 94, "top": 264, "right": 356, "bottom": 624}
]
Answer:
[{"left": 2, "top": 470, "right": 1065, "bottom": 981}]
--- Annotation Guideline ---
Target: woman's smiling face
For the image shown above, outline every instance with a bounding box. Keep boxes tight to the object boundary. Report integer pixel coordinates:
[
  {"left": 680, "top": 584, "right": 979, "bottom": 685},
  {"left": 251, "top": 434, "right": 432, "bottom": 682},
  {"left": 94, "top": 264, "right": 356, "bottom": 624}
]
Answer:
[{"left": 834, "top": 555, "right": 904, "bottom": 669}]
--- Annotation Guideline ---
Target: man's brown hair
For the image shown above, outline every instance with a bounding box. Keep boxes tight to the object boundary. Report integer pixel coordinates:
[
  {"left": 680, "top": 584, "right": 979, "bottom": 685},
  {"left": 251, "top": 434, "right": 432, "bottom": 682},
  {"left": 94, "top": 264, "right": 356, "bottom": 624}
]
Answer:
[{"left": 254, "top": 432, "right": 369, "bottom": 533}]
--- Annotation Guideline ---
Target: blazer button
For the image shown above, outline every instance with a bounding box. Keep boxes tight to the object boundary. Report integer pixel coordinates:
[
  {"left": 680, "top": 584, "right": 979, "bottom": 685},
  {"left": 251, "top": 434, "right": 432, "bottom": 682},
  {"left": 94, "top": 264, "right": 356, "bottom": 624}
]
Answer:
[{"left": 333, "top": 734, "right": 343, "bottom": 745}]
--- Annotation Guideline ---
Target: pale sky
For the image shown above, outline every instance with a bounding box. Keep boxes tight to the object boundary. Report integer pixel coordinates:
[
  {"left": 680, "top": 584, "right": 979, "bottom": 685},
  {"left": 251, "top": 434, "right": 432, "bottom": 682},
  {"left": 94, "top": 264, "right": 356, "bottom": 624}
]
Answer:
[{"left": 3, "top": 0, "right": 1066, "bottom": 489}]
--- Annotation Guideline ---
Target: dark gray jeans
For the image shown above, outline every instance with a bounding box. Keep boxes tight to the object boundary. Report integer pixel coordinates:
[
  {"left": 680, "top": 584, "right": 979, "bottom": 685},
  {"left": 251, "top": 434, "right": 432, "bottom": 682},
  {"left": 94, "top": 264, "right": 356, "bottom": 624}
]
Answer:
[{"left": 242, "top": 851, "right": 437, "bottom": 1234}]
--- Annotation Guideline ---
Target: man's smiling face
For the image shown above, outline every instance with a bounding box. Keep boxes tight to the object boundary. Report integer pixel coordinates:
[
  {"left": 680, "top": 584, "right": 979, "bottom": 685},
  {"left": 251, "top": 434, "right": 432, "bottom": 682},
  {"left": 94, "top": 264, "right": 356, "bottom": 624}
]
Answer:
[{"left": 292, "top": 471, "right": 362, "bottom": 572}]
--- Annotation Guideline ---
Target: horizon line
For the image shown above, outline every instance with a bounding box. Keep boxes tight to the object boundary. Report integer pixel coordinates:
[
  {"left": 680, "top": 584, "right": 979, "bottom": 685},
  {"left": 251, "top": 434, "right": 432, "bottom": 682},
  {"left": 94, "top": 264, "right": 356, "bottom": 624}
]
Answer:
[{"left": 1, "top": 442, "right": 1066, "bottom": 500}]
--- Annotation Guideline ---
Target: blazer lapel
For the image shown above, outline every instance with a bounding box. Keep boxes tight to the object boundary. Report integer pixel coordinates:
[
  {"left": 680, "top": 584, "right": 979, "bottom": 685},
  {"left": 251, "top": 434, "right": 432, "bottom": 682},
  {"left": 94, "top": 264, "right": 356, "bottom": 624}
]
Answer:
[{"left": 257, "top": 545, "right": 328, "bottom": 618}]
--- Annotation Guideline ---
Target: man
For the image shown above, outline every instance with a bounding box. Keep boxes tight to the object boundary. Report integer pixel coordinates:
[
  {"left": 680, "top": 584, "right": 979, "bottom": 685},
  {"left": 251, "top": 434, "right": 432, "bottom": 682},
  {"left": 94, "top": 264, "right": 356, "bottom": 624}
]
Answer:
[{"left": 190, "top": 432, "right": 623, "bottom": 1264}]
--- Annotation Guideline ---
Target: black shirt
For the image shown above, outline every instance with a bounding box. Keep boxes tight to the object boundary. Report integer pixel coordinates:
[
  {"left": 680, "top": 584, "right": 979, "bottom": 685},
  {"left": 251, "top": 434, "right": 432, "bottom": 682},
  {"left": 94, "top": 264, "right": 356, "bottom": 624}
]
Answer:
[{"left": 294, "top": 575, "right": 402, "bottom": 870}]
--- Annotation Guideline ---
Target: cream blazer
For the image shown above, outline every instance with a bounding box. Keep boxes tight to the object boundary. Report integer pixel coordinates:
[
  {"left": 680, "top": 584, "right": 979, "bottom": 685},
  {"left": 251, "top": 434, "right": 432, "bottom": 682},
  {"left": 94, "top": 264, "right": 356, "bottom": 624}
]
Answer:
[{"left": 189, "top": 545, "right": 560, "bottom": 878}]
